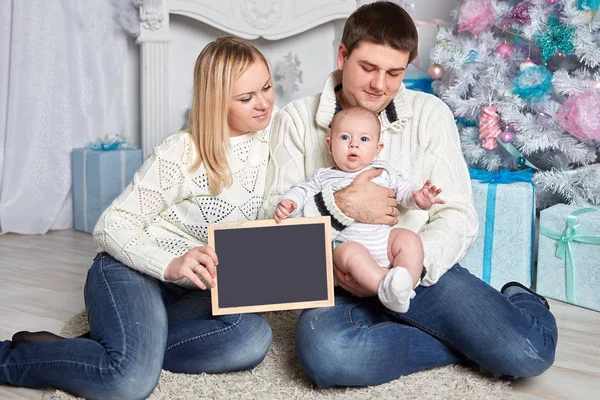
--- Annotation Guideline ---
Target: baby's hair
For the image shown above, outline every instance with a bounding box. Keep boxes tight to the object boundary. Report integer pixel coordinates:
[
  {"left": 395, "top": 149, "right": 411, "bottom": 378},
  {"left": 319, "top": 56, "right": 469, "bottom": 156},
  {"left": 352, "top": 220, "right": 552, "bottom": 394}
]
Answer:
[{"left": 331, "top": 106, "right": 381, "bottom": 137}]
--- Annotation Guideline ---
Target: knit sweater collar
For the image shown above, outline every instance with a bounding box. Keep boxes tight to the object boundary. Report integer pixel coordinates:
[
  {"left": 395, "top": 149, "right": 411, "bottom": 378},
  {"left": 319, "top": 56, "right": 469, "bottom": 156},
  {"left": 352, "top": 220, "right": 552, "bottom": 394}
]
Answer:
[{"left": 315, "top": 70, "right": 413, "bottom": 131}]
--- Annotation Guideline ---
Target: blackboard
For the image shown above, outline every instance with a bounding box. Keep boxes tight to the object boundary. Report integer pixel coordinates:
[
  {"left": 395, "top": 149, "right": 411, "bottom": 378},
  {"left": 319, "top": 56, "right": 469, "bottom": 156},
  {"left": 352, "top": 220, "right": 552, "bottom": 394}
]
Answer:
[{"left": 209, "top": 216, "right": 334, "bottom": 315}]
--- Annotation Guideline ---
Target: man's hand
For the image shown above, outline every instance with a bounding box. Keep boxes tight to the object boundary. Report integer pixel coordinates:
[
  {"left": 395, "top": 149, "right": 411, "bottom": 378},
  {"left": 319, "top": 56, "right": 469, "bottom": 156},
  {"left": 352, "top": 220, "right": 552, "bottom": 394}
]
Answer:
[
  {"left": 333, "top": 168, "right": 398, "bottom": 225},
  {"left": 164, "top": 246, "right": 218, "bottom": 290},
  {"left": 333, "top": 265, "right": 381, "bottom": 297},
  {"left": 275, "top": 200, "right": 297, "bottom": 223},
  {"left": 412, "top": 180, "right": 445, "bottom": 210}
]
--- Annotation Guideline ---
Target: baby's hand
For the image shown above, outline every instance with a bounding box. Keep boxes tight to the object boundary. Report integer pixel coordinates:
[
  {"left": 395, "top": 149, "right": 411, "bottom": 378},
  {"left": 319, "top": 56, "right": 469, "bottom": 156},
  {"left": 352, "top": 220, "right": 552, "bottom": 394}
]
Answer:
[
  {"left": 275, "top": 200, "right": 297, "bottom": 223},
  {"left": 412, "top": 180, "right": 445, "bottom": 210}
]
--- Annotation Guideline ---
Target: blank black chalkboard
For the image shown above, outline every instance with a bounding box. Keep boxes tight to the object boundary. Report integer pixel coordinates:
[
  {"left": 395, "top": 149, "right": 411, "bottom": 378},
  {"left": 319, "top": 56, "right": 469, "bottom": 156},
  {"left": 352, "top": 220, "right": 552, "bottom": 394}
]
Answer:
[{"left": 209, "top": 216, "right": 334, "bottom": 315}]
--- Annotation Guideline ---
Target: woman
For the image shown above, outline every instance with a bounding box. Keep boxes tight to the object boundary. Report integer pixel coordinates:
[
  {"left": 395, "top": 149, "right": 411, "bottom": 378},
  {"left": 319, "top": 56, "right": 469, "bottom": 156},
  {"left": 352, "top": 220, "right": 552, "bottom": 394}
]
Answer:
[{"left": 1, "top": 37, "right": 276, "bottom": 399}]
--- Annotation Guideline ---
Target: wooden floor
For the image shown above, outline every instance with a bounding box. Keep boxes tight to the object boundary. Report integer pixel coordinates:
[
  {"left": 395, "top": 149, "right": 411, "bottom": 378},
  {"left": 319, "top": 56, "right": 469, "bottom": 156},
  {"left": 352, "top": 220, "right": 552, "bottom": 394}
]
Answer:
[{"left": 0, "top": 230, "right": 599, "bottom": 399}]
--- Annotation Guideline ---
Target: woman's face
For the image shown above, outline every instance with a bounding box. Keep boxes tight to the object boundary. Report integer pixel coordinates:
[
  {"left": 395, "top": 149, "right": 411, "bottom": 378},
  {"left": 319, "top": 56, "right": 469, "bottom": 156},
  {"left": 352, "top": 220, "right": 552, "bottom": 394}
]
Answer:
[{"left": 228, "top": 60, "right": 274, "bottom": 137}]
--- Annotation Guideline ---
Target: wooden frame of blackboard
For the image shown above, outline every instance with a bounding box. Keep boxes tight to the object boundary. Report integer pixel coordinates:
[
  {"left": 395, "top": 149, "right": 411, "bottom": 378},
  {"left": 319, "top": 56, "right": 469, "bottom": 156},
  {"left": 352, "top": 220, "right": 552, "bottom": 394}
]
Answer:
[{"left": 209, "top": 216, "right": 334, "bottom": 316}]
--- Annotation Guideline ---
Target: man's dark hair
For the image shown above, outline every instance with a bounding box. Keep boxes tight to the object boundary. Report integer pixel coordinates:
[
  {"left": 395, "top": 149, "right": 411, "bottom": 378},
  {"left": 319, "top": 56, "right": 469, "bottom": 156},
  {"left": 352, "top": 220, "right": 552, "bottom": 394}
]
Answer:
[{"left": 341, "top": 1, "right": 418, "bottom": 63}]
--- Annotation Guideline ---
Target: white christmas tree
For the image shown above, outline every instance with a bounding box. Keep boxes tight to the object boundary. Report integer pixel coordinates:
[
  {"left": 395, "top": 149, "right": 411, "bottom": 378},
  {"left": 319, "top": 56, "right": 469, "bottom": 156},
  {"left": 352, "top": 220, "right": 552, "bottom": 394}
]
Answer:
[{"left": 430, "top": 0, "right": 600, "bottom": 208}]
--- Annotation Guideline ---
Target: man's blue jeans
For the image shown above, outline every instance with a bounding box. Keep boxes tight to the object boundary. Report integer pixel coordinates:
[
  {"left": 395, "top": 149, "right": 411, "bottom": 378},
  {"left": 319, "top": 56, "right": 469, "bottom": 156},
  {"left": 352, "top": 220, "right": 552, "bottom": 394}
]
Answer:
[
  {"left": 295, "top": 264, "right": 558, "bottom": 388},
  {"left": 0, "top": 253, "right": 272, "bottom": 399}
]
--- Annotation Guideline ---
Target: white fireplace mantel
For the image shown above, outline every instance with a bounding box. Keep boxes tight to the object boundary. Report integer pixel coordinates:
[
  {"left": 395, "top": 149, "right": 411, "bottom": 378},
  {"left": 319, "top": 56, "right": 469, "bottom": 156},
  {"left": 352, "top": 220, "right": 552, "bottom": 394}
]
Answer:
[{"left": 137, "top": 0, "right": 359, "bottom": 155}]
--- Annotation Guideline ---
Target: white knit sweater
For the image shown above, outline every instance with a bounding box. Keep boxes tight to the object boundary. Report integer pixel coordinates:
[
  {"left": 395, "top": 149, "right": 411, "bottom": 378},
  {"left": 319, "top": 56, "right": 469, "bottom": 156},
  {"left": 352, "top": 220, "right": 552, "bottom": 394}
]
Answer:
[
  {"left": 260, "top": 71, "right": 478, "bottom": 286},
  {"left": 94, "top": 129, "right": 270, "bottom": 288}
]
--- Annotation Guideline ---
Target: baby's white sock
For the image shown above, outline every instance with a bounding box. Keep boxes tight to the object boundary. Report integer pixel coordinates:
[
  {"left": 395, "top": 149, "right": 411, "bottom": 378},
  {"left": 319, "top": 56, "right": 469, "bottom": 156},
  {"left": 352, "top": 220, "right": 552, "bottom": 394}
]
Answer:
[{"left": 377, "top": 266, "right": 415, "bottom": 313}]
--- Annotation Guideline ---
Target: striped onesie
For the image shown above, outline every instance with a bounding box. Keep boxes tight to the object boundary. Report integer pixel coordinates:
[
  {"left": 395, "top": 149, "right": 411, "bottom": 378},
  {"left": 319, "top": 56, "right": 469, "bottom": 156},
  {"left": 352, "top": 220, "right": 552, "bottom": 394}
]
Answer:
[{"left": 282, "top": 159, "right": 421, "bottom": 267}]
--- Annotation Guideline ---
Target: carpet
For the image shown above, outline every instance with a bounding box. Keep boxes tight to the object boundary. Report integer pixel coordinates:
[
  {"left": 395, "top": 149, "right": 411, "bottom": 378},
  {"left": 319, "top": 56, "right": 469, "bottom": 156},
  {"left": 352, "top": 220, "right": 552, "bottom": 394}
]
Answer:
[{"left": 43, "top": 310, "right": 511, "bottom": 399}]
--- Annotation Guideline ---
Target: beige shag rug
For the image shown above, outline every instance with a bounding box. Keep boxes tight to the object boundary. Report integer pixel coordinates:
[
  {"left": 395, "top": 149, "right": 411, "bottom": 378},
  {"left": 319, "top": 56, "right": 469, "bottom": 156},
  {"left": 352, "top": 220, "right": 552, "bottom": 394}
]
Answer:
[{"left": 43, "top": 310, "right": 511, "bottom": 399}]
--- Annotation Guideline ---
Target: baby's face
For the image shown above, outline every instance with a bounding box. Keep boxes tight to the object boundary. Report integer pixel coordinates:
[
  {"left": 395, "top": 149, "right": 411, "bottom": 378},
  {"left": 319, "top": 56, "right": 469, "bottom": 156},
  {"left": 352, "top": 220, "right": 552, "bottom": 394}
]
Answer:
[{"left": 326, "top": 115, "right": 382, "bottom": 172}]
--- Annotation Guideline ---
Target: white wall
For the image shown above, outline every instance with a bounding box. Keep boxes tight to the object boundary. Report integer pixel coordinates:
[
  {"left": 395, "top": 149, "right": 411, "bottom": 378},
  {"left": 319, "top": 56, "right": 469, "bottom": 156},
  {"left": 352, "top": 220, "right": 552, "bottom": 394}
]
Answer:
[{"left": 122, "top": 0, "right": 461, "bottom": 147}]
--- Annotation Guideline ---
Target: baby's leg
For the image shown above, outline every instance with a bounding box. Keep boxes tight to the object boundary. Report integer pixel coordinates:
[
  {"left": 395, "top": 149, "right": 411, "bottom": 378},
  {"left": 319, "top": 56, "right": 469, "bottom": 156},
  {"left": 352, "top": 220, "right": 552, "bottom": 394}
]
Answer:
[
  {"left": 387, "top": 228, "right": 424, "bottom": 288},
  {"left": 333, "top": 242, "right": 387, "bottom": 294},
  {"left": 377, "top": 229, "right": 424, "bottom": 313}
]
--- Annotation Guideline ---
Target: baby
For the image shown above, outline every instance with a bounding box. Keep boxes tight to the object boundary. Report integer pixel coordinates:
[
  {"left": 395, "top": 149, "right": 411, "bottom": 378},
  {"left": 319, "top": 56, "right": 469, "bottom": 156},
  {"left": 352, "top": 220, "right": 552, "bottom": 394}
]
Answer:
[{"left": 275, "top": 106, "right": 444, "bottom": 312}]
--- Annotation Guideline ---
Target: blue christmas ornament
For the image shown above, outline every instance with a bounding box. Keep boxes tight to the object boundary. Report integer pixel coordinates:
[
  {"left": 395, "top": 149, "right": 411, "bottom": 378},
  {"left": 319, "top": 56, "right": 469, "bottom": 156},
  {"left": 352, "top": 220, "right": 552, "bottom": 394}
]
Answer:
[
  {"left": 517, "top": 157, "right": 527, "bottom": 166},
  {"left": 511, "top": 65, "right": 554, "bottom": 103},
  {"left": 578, "top": 0, "right": 600, "bottom": 11},
  {"left": 533, "top": 15, "right": 575, "bottom": 61},
  {"left": 463, "top": 50, "right": 479, "bottom": 64}
]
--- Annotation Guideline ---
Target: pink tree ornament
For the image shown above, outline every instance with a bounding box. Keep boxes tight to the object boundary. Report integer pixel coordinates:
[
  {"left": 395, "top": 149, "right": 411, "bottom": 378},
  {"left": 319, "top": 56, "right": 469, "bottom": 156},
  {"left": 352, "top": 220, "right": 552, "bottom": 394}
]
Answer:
[
  {"left": 558, "top": 90, "right": 600, "bottom": 141},
  {"left": 479, "top": 105, "right": 503, "bottom": 149},
  {"left": 496, "top": 43, "right": 513, "bottom": 59},
  {"left": 458, "top": 0, "right": 496, "bottom": 36},
  {"left": 428, "top": 63, "right": 445, "bottom": 80},
  {"left": 500, "top": 131, "right": 514, "bottom": 143}
]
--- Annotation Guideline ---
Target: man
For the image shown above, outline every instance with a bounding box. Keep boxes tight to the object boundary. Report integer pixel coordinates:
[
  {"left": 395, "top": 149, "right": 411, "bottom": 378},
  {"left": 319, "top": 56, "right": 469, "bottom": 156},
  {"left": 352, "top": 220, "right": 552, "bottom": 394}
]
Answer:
[{"left": 261, "top": 1, "right": 557, "bottom": 388}]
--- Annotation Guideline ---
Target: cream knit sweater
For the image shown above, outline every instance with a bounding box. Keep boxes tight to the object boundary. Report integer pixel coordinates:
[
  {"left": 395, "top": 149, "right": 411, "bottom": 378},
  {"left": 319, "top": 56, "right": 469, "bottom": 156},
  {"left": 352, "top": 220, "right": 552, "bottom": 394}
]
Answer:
[
  {"left": 260, "top": 71, "right": 478, "bottom": 286},
  {"left": 94, "top": 129, "right": 270, "bottom": 288}
]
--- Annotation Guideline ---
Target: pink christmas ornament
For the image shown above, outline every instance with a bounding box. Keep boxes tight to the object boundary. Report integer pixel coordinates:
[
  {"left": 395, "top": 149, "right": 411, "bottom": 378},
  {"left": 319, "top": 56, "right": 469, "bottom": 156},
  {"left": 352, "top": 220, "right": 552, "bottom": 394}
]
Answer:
[
  {"left": 546, "top": 0, "right": 558, "bottom": 5},
  {"left": 428, "top": 63, "right": 445, "bottom": 80},
  {"left": 479, "top": 105, "right": 502, "bottom": 150},
  {"left": 496, "top": 43, "right": 513, "bottom": 59},
  {"left": 558, "top": 90, "right": 600, "bottom": 141},
  {"left": 458, "top": 0, "right": 495, "bottom": 36},
  {"left": 520, "top": 58, "right": 536, "bottom": 70},
  {"left": 500, "top": 131, "right": 514, "bottom": 143}
]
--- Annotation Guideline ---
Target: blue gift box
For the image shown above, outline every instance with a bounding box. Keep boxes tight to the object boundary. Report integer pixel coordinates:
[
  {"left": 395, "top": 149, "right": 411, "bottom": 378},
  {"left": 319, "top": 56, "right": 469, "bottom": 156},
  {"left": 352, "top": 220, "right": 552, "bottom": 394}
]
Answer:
[
  {"left": 72, "top": 147, "right": 142, "bottom": 233},
  {"left": 460, "top": 169, "right": 535, "bottom": 290},
  {"left": 404, "top": 70, "right": 434, "bottom": 94},
  {"left": 537, "top": 204, "right": 600, "bottom": 311},
  {"left": 403, "top": 77, "right": 434, "bottom": 94}
]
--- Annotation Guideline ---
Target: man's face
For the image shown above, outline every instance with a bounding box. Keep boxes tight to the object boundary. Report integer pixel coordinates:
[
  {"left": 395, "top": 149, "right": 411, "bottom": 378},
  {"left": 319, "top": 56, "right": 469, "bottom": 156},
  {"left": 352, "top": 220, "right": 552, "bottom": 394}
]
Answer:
[{"left": 337, "top": 41, "right": 409, "bottom": 114}]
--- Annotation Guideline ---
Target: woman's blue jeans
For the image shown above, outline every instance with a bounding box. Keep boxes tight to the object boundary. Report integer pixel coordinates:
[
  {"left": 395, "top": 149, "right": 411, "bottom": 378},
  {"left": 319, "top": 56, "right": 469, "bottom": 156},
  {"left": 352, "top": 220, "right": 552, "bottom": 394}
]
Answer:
[
  {"left": 295, "top": 264, "right": 558, "bottom": 388},
  {"left": 1, "top": 253, "right": 272, "bottom": 399}
]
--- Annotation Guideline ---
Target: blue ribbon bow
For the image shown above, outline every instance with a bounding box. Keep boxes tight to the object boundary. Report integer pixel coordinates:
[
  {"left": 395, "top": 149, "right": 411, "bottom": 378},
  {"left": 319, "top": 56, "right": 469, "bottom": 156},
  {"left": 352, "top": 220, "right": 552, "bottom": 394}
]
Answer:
[
  {"left": 469, "top": 168, "right": 534, "bottom": 184},
  {"left": 468, "top": 168, "right": 535, "bottom": 285},
  {"left": 539, "top": 208, "right": 600, "bottom": 304},
  {"left": 88, "top": 135, "right": 127, "bottom": 151}
]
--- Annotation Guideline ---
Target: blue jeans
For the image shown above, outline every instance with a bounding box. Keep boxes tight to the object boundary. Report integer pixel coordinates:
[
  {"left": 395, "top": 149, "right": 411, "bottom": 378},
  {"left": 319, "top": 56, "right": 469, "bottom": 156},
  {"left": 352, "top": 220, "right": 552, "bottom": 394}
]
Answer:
[
  {"left": 295, "top": 264, "right": 557, "bottom": 388},
  {"left": 0, "top": 253, "right": 272, "bottom": 399}
]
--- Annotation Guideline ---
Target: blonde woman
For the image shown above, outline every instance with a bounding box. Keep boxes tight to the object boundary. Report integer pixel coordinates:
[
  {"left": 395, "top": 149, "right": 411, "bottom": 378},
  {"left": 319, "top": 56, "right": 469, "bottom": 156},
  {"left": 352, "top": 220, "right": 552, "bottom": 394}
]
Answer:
[{"left": 1, "top": 37, "right": 275, "bottom": 399}]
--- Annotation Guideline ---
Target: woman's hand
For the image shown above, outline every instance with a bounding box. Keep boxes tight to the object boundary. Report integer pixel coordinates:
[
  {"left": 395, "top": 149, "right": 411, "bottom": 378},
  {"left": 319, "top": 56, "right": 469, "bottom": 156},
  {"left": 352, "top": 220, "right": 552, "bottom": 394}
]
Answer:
[
  {"left": 164, "top": 246, "right": 218, "bottom": 290},
  {"left": 333, "top": 168, "right": 399, "bottom": 226}
]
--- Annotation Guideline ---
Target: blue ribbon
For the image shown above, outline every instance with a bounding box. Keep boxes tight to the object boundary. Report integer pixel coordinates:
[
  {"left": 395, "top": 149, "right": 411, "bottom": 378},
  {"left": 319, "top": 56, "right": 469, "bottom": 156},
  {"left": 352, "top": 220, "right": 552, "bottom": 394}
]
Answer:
[
  {"left": 88, "top": 135, "right": 127, "bottom": 151},
  {"left": 497, "top": 141, "right": 540, "bottom": 171},
  {"left": 468, "top": 168, "right": 535, "bottom": 284},
  {"left": 539, "top": 208, "right": 600, "bottom": 304}
]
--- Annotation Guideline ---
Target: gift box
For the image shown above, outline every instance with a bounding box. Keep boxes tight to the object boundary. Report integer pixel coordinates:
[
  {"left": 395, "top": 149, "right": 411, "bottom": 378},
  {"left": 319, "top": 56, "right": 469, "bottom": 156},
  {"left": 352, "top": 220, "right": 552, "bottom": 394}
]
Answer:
[
  {"left": 460, "top": 168, "right": 535, "bottom": 290},
  {"left": 72, "top": 147, "right": 142, "bottom": 233},
  {"left": 537, "top": 204, "right": 600, "bottom": 311},
  {"left": 403, "top": 77, "right": 434, "bottom": 94},
  {"left": 404, "top": 70, "right": 434, "bottom": 94}
]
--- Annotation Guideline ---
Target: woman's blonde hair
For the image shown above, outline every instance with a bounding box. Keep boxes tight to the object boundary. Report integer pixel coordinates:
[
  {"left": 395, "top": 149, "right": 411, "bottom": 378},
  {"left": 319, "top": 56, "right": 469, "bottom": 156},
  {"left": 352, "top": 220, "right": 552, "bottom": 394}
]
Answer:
[{"left": 189, "top": 36, "right": 269, "bottom": 195}]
